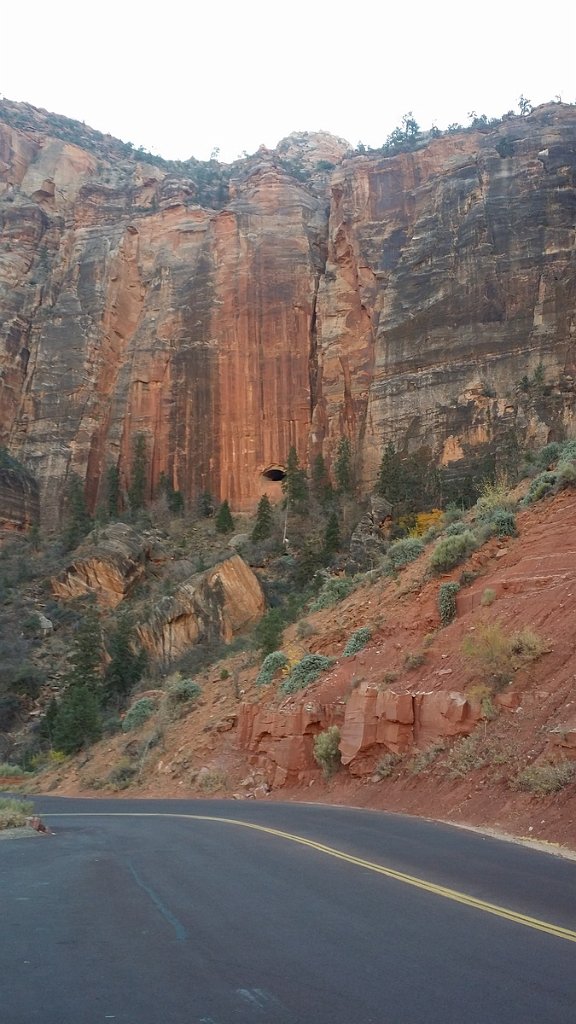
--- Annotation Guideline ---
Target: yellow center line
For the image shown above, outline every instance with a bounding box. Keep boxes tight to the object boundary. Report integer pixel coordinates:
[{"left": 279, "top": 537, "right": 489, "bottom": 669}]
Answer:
[{"left": 45, "top": 811, "right": 576, "bottom": 944}]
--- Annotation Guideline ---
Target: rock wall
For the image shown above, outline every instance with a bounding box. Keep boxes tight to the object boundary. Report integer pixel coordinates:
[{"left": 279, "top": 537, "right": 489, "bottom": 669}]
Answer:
[{"left": 1, "top": 100, "right": 575, "bottom": 523}]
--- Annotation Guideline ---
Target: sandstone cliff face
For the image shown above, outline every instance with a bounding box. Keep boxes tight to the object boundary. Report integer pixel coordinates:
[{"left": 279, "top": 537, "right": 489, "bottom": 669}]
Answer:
[
  {"left": 0, "top": 100, "right": 575, "bottom": 524},
  {"left": 137, "top": 554, "right": 266, "bottom": 664},
  {"left": 51, "top": 522, "right": 161, "bottom": 608}
]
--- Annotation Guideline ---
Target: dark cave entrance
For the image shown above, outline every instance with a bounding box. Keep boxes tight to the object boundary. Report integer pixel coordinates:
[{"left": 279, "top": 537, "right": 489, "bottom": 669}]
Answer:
[{"left": 262, "top": 465, "right": 286, "bottom": 482}]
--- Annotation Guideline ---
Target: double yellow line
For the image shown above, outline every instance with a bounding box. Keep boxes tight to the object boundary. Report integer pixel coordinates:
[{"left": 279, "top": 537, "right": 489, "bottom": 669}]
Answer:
[{"left": 47, "top": 811, "right": 576, "bottom": 944}]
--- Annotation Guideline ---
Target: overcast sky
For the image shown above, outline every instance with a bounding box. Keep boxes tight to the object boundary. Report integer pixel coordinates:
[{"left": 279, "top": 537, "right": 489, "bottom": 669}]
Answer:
[{"left": 2, "top": 1, "right": 574, "bottom": 162}]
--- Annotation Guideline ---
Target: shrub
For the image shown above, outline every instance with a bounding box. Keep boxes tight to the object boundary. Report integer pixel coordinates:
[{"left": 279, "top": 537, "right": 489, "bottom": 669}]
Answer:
[
  {"left": 122, "top": 698, "right": 157, "bottom": 732},
  {"left": 511, "top": 761, "right": 576, "bottom": 795},
  {"left": 107, "top": 758, "right": 137, "bottom": 789},
  {"left": 442, "top": 733, "right": 491, "bottom": 779},
  {"left": 486, "top": 508, "right": 517, "bottom": 537},
  {"left": 480, "top": 588, "right": 496, "bottom": 607},
  {"left": 0, "top": 798, "right": 34, "bottom": 829},
  {"left": 430, "top": 531, "right": 477, "bottom": 572},
  {"left": 279, "top": 654, "right": 334, "bottom": 695},
  {"left": 313, "top": 726, "right": 341, "bottom": 778},
  {"left": 404, "top": 651, "right": 425, "bottom": 670},
  {"left": 165, "top": 679, "right": 202, "bottom": 708},
  {"left": 474, "top": 474, "right": 514, "bottom": 519},
  {"left": 0, "top": 762, "right": 29, "bottom": 777},
  {"left": 310, "top": 576, "right": 359, "bottom": 611},
  {"left": 386, "top": 537, "right": 425, "bottom": 570},
  {"left": 375, "top": 752, "right": 402, "bottom": 778},
  {"left": 555, "top": 460, "right": 576, "bottom": 489},
  {"left": 256, "top": 650, "right": 288, "bottom": 687},
  {"left": 444, "top": 521, "right": 469, "bottom": 537},
  {"left": 462, "top": 623, "right": 549, "bottom": 690},
  {"left": 522, "top": 471, "right": 557, "bottom": 505},
  {"left": 196, "top": 768, "right": 227, "bottom": 793},
  {"left": 344, "top": 627, "right": 372, "bottom": 656},
  {"left": 438, "top": 582, "right": 460, "bottom": 625},
  {"left": 407, "top": 742, "right": 445, "bottom": 775}
]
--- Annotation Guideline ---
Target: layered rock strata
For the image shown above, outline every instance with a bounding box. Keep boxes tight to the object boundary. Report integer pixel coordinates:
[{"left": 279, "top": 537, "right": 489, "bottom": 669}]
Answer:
[{"left": 0, "top": 100, "right": 575, "bottom": 523}]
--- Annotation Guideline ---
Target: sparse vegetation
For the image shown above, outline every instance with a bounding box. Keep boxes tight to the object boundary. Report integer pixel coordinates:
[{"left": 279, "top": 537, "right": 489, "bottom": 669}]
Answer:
[
  {"left": 462, "top": 622, "right": 550, "bottom": 690},
  {"left": 310, "top": 575, "right": 359, "bottom": 611},
  {"left": 0, "top": 798, "right": 34, "bottom": 829},
  {"left": 375, "top": 752, "right": 402, "bottom": 778},
  {"left": 510, "top": 761, "right": 576, "bottom": 795},
  {"left": 429, "top": 531, "right": 477, "bottom": 573},
  {"left": 438, "top": 582, "right": 460, "bottom": 625},
  {"left": 344, "top": 627, "right": 372, "bottom": 656},
  {"left": 407, "top": 742, "right": 445, "bottom": 775},
  {"left": 313, "top": 726, "right": 342, "bottom": 778},
  {"left": 256, "top": 650, "right": 289, "bottom": 687},
  {"left": 386, "top": 537, "right": 425, "bottom": 570},
  {"left": 279, "top": 654, "right": 334, "bottom": 695},
  {"left": 121, "top": 698, "right": 157, "bottom": 732},
  {"left": 480, "top": 588, "right": 496, "bottom": 607},
  {"left": 404, "top": 651, "right": 426, "bottom": 671},
  {"left": 165, "top": 679, "right": 202, "bottom": 713}
]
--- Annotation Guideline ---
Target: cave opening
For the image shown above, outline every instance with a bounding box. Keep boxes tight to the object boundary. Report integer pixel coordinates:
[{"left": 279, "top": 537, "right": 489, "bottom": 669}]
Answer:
[{"left": 262, "top": 465, "right": 286, "bottom": 482}]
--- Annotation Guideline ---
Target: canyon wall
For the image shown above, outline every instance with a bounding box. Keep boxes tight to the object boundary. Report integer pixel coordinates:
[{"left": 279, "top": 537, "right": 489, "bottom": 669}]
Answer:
[{"left": 0, "top": 100, "right": 575, "bottom": 525}]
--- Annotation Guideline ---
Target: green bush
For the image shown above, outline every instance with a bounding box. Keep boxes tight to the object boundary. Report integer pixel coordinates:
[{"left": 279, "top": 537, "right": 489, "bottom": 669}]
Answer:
[
  {"left": 386, "top": 537, "right": 424, "bottom": 570},
  {"left": 429, "top": 531, "right": 477, "bottom": 573},
  {"left": 165, "top": 679, "right": 202, "bottom": 707},
  {"left": 444, "top": 521, "right": 469, "bottom": 537},
  {"left": 375, "top": 752, "right": 402, "bottom": 778},
  {"left": 343, "top": 627, "right": 372, "bottom": 656},
  {"left": 279, "top": 654, "right": 334, "bottom": 695},
  {"left": 0, "top": 762, "right": 29, "bottom": 777},
  {"left": 522, "top": 471, "right": 557, "bottom": 505},
  {"left": 122, "top": 698, "right": 157, "bottom": 732},
  {"left": 0, "top": 798, "right": 34, "bottom": 829},
  {"left": 510, "top": 761, "right": 576, "bottom": 795},
  {"left": 487, "top": 508, "right": 517, "bottom": 537},
  {"left": 310, "top": 576, "right": 359, "bottom": 611},
  {"left": 256, "top": 651, "right": 288, "bottom": 687},
  {"left": 313, "top": 726, "right": 341, "bottom": 778},
  {"left": 438, "top": 582, "right": 460, "bottom": 625}
]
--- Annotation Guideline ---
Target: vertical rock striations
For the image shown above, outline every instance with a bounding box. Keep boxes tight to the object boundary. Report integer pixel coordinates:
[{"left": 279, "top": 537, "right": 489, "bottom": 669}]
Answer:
[{"left": 0, "top": 99, "right": 575, "bottom": 525}]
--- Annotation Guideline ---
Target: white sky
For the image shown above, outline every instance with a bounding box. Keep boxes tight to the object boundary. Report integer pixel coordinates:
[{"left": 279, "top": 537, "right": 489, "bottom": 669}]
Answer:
[{"left": 2, "top": 1, "right": 575, "bottom": 163}]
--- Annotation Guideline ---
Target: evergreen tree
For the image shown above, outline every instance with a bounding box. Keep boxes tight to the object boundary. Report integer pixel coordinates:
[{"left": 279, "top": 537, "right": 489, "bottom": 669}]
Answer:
[
  {"left": 52, "top": 684, "right": 102, "bottom": 754},
  {"left": 128, "top": 433, "right": 148, "bottom": 512},
  {"left": 103, "top": 613, "right": 147, "bottom": 704},
  {"left": 293, "top": 539, "right": 324, "bottom": 587},
  {"left": 334, "top": 437, "right": 354, "bottom": 494},
  {"left": 158, "top": 472, "right": 185, "bottom": 515},
  {"left": 63, "top": 473, "right": 92, "bottom": 550},
  {"left": 253, "top": 608, "right": 285, "bottom": 656},
  {"left": 376, "top": 442, "right": 405, "bottom": 505},
  {"left": 311, "top": 453, "right": 333, "bottom": 506},
  {"left": 106, "top": 464, "right": 121, "bottom": 518},
  {"left": 198, "top": 491, "right": 215, "bottom": 517},
  {"left": 251, "top": 494, "right": 274, "bottom": 542},
  {"left": 323, "top": 511, "right": 341, "bottom": 558},
  {"left": 215, "top": 499, "right": 234, "bottom": 533},
  {"left": 282, "top": 446, "right": 308, "bottom": 512},
  {"left": 66, "top": 607, "right": 103, "bottom": 691}
]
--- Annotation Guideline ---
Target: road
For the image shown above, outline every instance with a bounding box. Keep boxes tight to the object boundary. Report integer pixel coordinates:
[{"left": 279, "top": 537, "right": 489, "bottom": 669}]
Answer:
[{"left": 1, "top": 796, "right": 575, "bottom": 1023}]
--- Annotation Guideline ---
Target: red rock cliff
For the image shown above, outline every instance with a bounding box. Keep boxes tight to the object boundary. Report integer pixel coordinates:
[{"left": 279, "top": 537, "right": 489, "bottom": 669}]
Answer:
[{"left": 0, "top": 100, "right": 575, "bottom": 523}]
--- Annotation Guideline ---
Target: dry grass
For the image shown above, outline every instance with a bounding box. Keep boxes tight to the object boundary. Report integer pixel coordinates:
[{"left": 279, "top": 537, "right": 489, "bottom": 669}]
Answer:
[
  {"left": 462, "top": 622, "right": 550, "bottom": 691},
  {"left": 0, "top": 798, "right": 34, "bottom": 829}
]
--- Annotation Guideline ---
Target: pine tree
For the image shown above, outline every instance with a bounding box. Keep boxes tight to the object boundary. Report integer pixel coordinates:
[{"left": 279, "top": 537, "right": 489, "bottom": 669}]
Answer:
[
  {"left": 215, "top": 499, "right": 234, "bottom": 533},
  {"left": 282, "top": 446, "right": 308, "bottom": 512},
  {"left": 323, "top": 511, "right": 341, "bottom": 558},
  {"left": 198, "top": 492, "right": 215, "bottom": 518},
  {"left": 103, "top": 613, "right": 147, "bottom": 704},
  {"left": 63, "top": 473, "right": 92, "bottom": 550},
  {"left": 311, "top": 453, "right": 333, "bottom": 506},
  {"left": 158, "top": 471, "right": 185, "bottom": 515},
  {"left": 66, "top": 607, "right": 103, "bottom": 691},
  {"left": 376, "top": 442, "right": 405, "bottom": 505},
  {"left": 106, "top": 464, "right": 121, "bottom": 518},
  {"left": 128, "top": 433, "right": 148, "bottom": 512},
  {"left": 334, "top": 437, "right": 354, "bottom": 494},
  {"left": 251, "top": 494, "right": 274, "bottom": 542},
  {"left": 52, "top": 684, "right": 102, "bottom": 754}
]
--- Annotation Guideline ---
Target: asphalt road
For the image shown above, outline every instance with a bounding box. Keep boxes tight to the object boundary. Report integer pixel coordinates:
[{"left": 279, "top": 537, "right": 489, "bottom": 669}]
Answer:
[{"left": 1, "top": 797, "right": 576, "bottom": 1024}]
